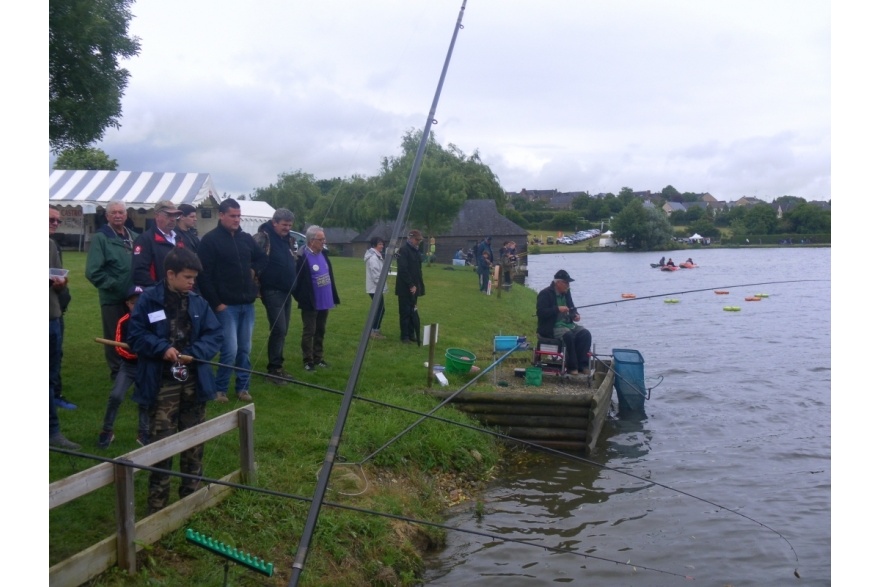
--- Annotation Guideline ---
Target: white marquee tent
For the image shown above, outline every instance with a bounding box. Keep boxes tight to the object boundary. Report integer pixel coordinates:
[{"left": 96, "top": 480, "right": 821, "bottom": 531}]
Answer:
[{"left": 49, "top": 170, "right": 275, "bottom": 242}]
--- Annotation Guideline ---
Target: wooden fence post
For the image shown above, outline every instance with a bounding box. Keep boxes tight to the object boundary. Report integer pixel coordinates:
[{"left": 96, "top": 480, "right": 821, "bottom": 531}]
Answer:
[
  {"left": 238, "top": 408, "right": 256, "bottom": 484},
  {"left": 113, "top": 459, "right": 137, "bottom": 574}
]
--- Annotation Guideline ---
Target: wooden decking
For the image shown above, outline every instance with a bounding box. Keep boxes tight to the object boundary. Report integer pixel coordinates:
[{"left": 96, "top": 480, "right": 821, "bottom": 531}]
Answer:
[{"left": 427, "top": 360, "right": 614, "bottom": 455}]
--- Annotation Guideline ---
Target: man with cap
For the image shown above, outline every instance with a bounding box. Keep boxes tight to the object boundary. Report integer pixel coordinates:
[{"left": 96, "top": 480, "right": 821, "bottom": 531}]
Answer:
[
  {"left": 476, "top": 236, "right": 494, "bottom": 292},
  {"left": 86, "top": 201, "right": 137, "bottom": 381},
  {"left": 536, "top": 269, "right": 592, "bottom": 375},
  {"left": 395, "top": 229, "right": 425, "bottom": 343},
  {"left": 132, "top": 201, "right": 185, "bottom": 287}
]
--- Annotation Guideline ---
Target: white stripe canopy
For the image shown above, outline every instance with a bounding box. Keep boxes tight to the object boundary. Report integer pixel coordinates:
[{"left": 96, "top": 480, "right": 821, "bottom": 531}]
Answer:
[{"left": 49, "top": 170, "right": 218, "bottom": 210}]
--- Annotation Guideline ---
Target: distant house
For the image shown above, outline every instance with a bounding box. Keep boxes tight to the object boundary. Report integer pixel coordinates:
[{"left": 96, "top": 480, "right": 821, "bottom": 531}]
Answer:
[
  {"left": 350, "top": 200, "right": 529, "bottom": 264},
  {"left": 734, "top": 196, "right": 766, "bottom": 207},
  {"left": 662, "top": 201, "right": 687, "bottom": 216},
  {"left": 321, "top": 227, "right": 360, "bottom": 256}
]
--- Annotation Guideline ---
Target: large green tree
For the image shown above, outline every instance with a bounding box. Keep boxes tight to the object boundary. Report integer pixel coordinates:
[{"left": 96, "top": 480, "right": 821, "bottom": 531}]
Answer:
[
  {"left": 53, "top": 146, "right": 118, "bottom": 170},
  {"left": 49, "top": 0, "right": 141, "bottom": 152},
  {"left": 252, "top": 170, "right": 322, "bottom": 230},
  {"left": 611, "top": 200, "right": 674, "bottom": 250}
]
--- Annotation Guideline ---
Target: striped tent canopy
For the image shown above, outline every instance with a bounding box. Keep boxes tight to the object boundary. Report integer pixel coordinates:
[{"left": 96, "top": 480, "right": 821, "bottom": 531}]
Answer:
[{"left": 49, "top": 170, "right": 218, "bottom": 211}]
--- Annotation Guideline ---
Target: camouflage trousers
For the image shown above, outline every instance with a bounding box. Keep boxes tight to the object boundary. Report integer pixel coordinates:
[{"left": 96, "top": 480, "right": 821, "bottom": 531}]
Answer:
[{"left": 147, "top": 381, "right": 206, "bottom": 513}]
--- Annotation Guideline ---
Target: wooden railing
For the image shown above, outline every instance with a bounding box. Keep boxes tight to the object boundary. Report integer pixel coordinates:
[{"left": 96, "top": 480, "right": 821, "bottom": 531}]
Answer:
[{"left": 49, "top": 404, "right": 256, "bottom": 587}]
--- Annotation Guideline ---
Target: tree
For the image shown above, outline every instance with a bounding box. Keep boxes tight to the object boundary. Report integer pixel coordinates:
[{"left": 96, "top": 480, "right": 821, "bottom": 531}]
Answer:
[
  {"left": 252, "top": 170, "right": 321, "bottom": 230},
  {"left": 53, "top": 146, "right": 118, "bottom": 170},
  {"left": 783, "top": 203, "right": 831, "bottom": 234},
  {"left": 611, "top": 200, "right": 674, "bottom": 250},
  {"left": 661, "top": 185, "right": 681, "bottom": 202},
  {"left": 49, "top": 0, "right": 141, "bottom": 152}
]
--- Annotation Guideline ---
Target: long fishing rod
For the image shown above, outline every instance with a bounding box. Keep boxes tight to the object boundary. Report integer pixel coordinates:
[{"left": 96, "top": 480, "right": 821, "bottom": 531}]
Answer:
[
  {"left": 574, "top": 278, "right": 828, "bottom": 310},
  {"left": 94, "top": 336, "right": 800, "bottom": 568},
  {"left": 288, "top": 4, "right": 470, "bottom": 584},
  {"left": 49, "top": 448, "right": 695, "bottom": 580}
]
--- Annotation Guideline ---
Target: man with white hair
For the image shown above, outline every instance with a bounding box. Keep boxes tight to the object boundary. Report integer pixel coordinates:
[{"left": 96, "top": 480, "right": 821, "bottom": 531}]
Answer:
[{"left": 86, "top": 201, "right": 136, "bottom": 380}]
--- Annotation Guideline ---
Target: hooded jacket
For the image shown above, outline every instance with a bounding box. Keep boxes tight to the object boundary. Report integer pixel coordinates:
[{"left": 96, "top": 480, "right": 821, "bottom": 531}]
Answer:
[
  {"left": 128, "top": 282, "right": 222, "bottom": 405},
  {"left": 86, "top": 224, "right": 136, "bottom": 304},
  {"left": 364, "top": 247, "right": 387, "bottom": 295},
  {"left": 254, "top": 221, "right": 298, "bottom": 293}
]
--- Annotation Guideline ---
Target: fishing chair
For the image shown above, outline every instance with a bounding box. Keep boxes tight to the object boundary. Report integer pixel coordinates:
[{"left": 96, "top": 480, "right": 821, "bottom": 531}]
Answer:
[{"left": 533, "top": 336, "right": 567, "bottom": 376}]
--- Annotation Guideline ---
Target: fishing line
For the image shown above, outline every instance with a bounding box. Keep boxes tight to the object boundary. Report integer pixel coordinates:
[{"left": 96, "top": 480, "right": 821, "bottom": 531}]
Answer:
[
  {"left": 574, "top": 278, "right": 828, "bottom": 311},
  {"left": 49, "top": 447, "right": 696, "bottom": 580},
  {"left": 97, "top": 339, "right": 801, "bottom": 566}
]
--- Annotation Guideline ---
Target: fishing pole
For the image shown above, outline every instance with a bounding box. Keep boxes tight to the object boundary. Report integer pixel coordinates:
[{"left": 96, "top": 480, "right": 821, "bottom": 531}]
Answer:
[
  {"left": 288, "top": 3, "right": 470, "bottom": 584},
  {"left": 93, "top": 336, "right": 800, "bottom": 568},
  {"left": 49, "top": 447, "right": 696, "bottom": 580},
  {"left": 574, "top": 278, "right": 829, "bottom": 310}
]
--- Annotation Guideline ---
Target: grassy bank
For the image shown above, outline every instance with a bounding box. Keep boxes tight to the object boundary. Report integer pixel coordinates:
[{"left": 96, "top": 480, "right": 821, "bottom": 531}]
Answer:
[{"left": 50, "top": 253, "right": 540, "bottom": 586}]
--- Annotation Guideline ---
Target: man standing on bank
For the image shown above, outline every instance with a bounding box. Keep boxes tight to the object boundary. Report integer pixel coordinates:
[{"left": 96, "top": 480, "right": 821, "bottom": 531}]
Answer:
[
  {"left": 86, "top": 201, "right": 136, "bottom": 381},
  {"left": 132, "top": 201, "right": 184, "bottom": 287},
  {"left": 536, "top": 270, "right": 592, "bottom": 375},
  {"left": 395, "top": 230, "right": 425, "bottom": 344},
  {"left": 254, "top": 208, "right": 298, "bottom": 384},
  {"left": 197, "top": 199, "right": 268, "bottom": 402},
  {"left": 293, "top": 226, "right": 340, "bottom": 371}
]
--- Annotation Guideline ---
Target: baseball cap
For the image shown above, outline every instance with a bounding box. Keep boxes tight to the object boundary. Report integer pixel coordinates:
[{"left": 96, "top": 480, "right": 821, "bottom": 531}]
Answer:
[
  {"left": 154, "top": 201, "right": 182, "bottom": 216},
  {"left": 126, "top": 285, "right": 144, "bottom": 299},
  {"left": 554, "top": 270, "right": 575, "bottom": 283}
]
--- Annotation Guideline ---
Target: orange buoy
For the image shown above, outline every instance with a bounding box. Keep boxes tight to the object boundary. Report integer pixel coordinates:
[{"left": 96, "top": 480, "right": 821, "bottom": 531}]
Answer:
[
  {"left": 714, "top": 290, "right": 729, "bottom": 295},
  {"left": 621, "top": 293, "right": 636, "bottom": 299},
  {"left": 745, "top": 296, "right": 761, "bottom": 301}
]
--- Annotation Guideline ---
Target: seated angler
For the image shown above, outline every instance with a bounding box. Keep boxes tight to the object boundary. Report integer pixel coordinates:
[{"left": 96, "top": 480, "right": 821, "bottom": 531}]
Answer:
[{"left": 535, "top": 270, "right": 592, "bottom": 375}]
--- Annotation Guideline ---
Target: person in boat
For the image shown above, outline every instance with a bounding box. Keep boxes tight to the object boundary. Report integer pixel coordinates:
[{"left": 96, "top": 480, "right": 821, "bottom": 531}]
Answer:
[
  {"left": 666, "top": 258, "right": 675, "bottom": 267},
  {"left": 659, "top": 256, "right": 665, "bottom": 266},
  {"left": 536, "top": 270, "right": 592, "bottom": 375},
  {"left": 686, "top": 258, "right": 693, "bottom": 265}
]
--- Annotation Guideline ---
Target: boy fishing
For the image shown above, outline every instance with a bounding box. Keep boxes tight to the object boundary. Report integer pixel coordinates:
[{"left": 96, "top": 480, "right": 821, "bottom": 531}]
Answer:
[{"left": 128, "top": 247, "right": 222, "bottom": 514}]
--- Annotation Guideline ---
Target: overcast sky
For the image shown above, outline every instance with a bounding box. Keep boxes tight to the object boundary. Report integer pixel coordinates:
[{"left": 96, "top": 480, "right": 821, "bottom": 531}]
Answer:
[{"left": 51, "top": 0, "right": 831, "bottom": 202}]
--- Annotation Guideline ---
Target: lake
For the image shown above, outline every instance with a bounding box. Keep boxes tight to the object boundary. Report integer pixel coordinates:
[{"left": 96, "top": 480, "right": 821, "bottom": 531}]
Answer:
[{"left": 424, "top": 247, "right": 831, "bottom": 586}]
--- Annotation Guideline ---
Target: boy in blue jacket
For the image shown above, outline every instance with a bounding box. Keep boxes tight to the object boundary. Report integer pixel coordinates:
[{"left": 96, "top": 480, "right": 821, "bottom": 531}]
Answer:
[{"left": 128, "top": 247, "right": 222, "bottom": 514}]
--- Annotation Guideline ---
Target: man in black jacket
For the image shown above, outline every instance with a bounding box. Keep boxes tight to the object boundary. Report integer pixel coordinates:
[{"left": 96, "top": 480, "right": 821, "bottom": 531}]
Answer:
[
  {"left": 254, "top": 208, "right": 298, "bottom": 384},
  {"left": 197, "top": 199, "right": 268, "bottom": 402},
  {"left": 536, "top": 270, "right": 592, "bottom": 375},
  {"left": 395, "top": 230, "right": 425, "bottom": 344},
  {"left": 132, "top": 201, "right": 184, "bottom": 287}
]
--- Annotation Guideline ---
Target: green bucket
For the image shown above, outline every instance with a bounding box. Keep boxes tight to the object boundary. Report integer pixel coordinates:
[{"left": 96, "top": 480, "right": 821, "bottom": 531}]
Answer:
[
  {"left": 525, "top": 366, "right": 543, "bottom": 386},
  {"left": 445, "top": 348, "right": 476, "bottom": 374}
]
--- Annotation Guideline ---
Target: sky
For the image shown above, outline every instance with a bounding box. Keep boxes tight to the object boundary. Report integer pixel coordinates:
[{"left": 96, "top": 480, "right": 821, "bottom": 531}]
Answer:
[{"left": 46, "top": 0, "right": 832, "bottom": 203}]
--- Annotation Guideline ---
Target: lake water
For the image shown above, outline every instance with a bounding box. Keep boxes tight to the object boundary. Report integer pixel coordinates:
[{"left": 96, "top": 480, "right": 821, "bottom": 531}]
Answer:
[{"left": 424, "top": 247, "right": 831, "bottom": 586}]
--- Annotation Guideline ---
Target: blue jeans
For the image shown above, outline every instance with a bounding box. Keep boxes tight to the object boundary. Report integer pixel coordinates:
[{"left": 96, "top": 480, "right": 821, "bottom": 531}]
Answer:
[
  {"left": 260, "top": 288, "right": 292, "bottom": 372},
  {"left": 368, "top": 293, "right": 385, "bottom": 331},
  {"left": 215, "top": 304, "right": 255, "bottom": 394},
  {"left": 50, "top": 316, "right": 64, "bottom": 398},
  {"left": 49, "top": 318, "right": 61, "bottom": 437}
]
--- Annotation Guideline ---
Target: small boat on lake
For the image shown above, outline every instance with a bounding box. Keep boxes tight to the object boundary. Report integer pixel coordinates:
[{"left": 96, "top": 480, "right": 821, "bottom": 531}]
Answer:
[
  {"left": 679, "top": 262, "right": 697, "bottom": 268},
  {"left": 660, "top": 265, "right": 679, "bottom": 272}
]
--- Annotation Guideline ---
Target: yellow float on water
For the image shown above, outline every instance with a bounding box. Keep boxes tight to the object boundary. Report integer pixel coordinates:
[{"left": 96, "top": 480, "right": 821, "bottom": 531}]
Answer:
[
  {"left": 723, "top": 306, "right": 741, "bottom": 312},
  {"left": 664, "top": 299, "right": 679, "bottom": 304},
  {"left": 755, "top": 293, "right": 770, "bottom": 298}
]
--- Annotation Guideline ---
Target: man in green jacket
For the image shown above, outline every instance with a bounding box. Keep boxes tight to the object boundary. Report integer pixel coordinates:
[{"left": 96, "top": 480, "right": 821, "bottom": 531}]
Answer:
[{"left": 86, "top": 201, "right": 136, "bottom": 380}]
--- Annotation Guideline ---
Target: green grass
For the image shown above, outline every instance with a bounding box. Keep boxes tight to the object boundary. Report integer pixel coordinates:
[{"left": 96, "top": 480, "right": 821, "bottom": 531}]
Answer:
[{"left": 50, "top": 254, "right": 539, "bottom": 586}]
